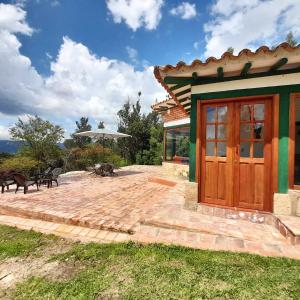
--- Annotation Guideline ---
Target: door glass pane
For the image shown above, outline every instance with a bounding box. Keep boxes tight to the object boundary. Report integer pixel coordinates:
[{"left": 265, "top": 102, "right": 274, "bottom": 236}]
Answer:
[
  {"left": 217, "top": 106, "right": 227, "bottom": 122},
  {"left": 254, "top": 104, "right": 265, "bottom": 120},
  {"left": 253, "top": 123, "right": 264, "bottom": 139},
  {"left": 217, "top": 142, "right": 226, "bottom": 157},
  {"left": 206, "top": 142, "right": 215, "bottom": 156},
  {"left": 253, "top": 142, "right": 264, "bottom": 158},
  {"left": 241, "top": 105, "right": 251, "bottom": 121},
  {"left": 240, "top": 142, "right": 251, "bottom": 157},
  {"left": 217, "top": 125, "right": 226, "bottom": 139},
  {"left": 240, "top": 124, "right": 251, "bottom": 139},
  {"left": 206, "top": 125, "right": 215, "bottom": 140},
  {"left": 206, "top": 107, "right": 215, "bottom": 123}
]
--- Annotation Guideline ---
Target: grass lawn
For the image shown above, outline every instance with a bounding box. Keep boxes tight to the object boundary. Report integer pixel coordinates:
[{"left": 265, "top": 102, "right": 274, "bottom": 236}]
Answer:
[{"left": 0, "top": 225, "right": 300, "bottom": 299}]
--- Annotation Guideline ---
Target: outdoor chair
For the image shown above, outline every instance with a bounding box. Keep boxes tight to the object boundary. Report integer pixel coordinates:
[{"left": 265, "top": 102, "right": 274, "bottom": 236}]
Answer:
[
  {"left": 13, "top": 173, "right": 39, "bottom": 194},
  {"left": 37, "top": 167, "right": 52, "bottom": 187},
  {"left": 45, "top": 167, "right": 63, "bottom": 187},
  {"left": 0, "top": 178, "right": 15, "bottom": 194},
  {"left": 0, "top": 170, "right": 17, "bottom": 194}
]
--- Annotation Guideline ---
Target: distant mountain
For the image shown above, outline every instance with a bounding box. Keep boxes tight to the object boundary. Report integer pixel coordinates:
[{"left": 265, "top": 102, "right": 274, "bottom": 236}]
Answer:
[
  {"left": 0, "top": 140, "right": 24, "bottom": 154},
  {"left": 0, "top": 140, "right": 64, "bottom": 154}
]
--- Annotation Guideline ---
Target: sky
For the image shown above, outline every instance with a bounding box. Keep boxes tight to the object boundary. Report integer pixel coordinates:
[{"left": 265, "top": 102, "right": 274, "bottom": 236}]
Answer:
[{"left": 0, "top": 0, "right": 299, "bottom": 140}]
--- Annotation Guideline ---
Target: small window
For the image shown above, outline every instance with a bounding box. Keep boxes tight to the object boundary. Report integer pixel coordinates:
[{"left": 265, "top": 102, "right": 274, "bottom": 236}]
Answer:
[{"left": 165, "top": 127, "right": 190, "bottom": 164}]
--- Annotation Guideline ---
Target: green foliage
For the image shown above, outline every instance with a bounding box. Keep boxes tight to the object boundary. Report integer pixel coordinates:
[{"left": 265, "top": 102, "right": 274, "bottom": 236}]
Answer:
[
  {"left": 136, "top": 125, "right": 163, "bottom": 165},
  {"left": 65, "top": 144, "right": 128, "bottom": 171},
  {"left": 9, "top": 115, "right": 64, "bottom": 163},
  {"left": 0, "top": 155, "right": 40, "bottom": 177},
  {"left": 226, "top": 47, "right": 234, "bottom": 54},
  {"left": 117, "top": 98, "right": 162, "bottom": 164},
  {"left": 176, "top": 136, "right": 189, "bottom": 157},
  {"left": 98, "top": 121, "right": 105, "bottom": 129},
  {"left": 0, "top": 152, "right": 13, "bottom": 165},
  {"left": 63, "top": 138, "right": 76, "bottom": 149},
  {"left": 71, "top": 117, "right": 92, "bottom": 148},
  {"left": 286, "top": 32, "right": 297, "bottom": 47}
]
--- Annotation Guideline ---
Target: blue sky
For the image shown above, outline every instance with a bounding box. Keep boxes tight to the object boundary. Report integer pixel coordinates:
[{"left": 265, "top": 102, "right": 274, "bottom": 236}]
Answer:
[
  {"left": 0, "top": 0, "right": 299, "bottom": 139},
  {"left": 14, "top": 0, "right": 210, "bottom": 75}
]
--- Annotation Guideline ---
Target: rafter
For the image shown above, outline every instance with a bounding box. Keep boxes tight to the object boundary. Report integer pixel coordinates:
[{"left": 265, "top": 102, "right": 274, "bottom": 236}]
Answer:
[
  {"left": 217, "top": 67, "right": 224, "bottom": 79},
  {"left": 240, "top": 62, "right": 252, "bottom": 77},
  {"left": 270, "top": 58, "right": 288, "bottom": 71}
]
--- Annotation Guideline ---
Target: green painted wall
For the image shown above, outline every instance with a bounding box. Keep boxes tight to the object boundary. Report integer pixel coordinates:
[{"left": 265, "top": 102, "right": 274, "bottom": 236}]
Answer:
[
  {"left": 278, "top": 92, "right": 290, "bottom": 193},
  {"left": 189, "top": 98, "right": 197, "bottom": 182},
  {"left": 188, "top": 84, "right": 300, "bottom": 193}
]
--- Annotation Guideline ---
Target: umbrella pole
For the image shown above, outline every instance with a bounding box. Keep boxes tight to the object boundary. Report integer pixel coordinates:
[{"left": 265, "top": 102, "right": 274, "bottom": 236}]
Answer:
[{"left": 102, "top": 134, "right": 104, "bottom": 162}]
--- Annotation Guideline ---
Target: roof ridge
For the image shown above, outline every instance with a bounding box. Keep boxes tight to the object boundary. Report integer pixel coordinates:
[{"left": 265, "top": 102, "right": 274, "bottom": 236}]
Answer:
[{"left": 155, "top": 42, "right": 300, "bottom": 73}]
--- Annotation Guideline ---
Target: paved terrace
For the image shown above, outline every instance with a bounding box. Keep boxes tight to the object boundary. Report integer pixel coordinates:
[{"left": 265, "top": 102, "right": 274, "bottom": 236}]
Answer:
[{"left": 0, "top": 165, "right": 300, "bottom": 260}]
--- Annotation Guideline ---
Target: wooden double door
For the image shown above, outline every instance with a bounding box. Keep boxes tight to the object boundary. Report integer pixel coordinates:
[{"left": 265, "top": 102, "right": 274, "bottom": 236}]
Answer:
[{"left": 200, "top": 98, "right": 273, "bottom": 211}]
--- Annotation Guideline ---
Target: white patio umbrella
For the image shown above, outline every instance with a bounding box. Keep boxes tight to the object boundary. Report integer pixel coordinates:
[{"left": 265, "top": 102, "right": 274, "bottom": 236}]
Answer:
[
  {"left": 74, "top": 128, "right": 131, "bottom": 141},
  {"left": 74, "top": 129, "right": 131, "bottom": 166}
]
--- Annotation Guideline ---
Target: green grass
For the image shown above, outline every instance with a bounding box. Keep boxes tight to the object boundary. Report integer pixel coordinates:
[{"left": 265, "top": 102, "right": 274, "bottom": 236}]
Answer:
[
  {"left": 0, "top": 225, "right": 57, "bottom": 260},
  {"left": 0, "top": 225, "right": 300, "bottom": 299}
]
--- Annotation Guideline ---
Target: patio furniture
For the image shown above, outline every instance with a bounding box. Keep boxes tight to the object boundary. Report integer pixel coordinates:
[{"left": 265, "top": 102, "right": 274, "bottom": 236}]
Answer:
[
  {"left": 0, "top": 170, "right": 17, "bottom": 194},
  {"left": 90, "top": 163, "right": 117, "bottom": 176},
  {"left": 13, "top": 173, "right": 39, "bottom": 194},
  {"left": 37, "top": 167, "right": 52, "bottom": 187},
  {"left": 45, "top": 168, "right": 63, "bottom": 187},
  {"left": 1, "top": 178, "right": 15, "bottom": 194}
]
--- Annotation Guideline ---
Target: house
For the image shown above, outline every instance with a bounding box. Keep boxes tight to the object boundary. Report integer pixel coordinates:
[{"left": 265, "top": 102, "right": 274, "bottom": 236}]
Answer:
[{"left": 153, "top": 42, "right": 300, "bottom": 217}]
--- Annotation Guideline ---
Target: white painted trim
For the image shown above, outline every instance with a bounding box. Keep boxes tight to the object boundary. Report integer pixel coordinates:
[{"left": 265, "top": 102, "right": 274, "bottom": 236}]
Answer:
[
  {"left": 191, "top": 73, "right": 300, "bottom": 94},
  {"left": 164, "top": 117, "right": 190, "bottom": 128},
  {"left": 172, "top": 84, "right": 191, "bottom": 94}
]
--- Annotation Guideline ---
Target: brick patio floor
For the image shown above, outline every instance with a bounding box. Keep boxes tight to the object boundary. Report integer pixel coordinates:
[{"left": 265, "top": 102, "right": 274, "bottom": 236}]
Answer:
[{"left": 0, "top": 165, "right": 300, "bottom": 259}]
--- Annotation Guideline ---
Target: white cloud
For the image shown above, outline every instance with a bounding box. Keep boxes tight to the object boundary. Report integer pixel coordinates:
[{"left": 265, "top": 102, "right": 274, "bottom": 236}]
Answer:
[
  {"left": 170, "top": 2, "right": 197, "bottom": 20},
  {"left": 0, "top": 3, "right": 32, "bottom": 34},
  {"left": 45, "top": 38, "right": 164, "bottom": 125},
  {"left": 126, "top": 46, "right": 138, "bottom": 64},
  {"left": 106, "top": 0, "right": 164, "bottom": 31},
  {"left": 0, "top": 125, "right": 11, "bottom": 140},
  {"left": 193, "top": 41, "right": 199, "bottom": 50},
  {"left": 0, "top": 4, "right": 165, "bottom": 134},
  {"left": 51, "top": 0, "right": 60, "bottom": 7},
  {"left": 204, "top": 0, "right": 300, "bottom": 58}
]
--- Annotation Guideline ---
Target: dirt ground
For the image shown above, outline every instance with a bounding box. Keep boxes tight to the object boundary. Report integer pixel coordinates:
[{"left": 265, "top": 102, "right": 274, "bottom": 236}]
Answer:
[{"left": 0, "top": 239, "right": 76, "bottom": 296}]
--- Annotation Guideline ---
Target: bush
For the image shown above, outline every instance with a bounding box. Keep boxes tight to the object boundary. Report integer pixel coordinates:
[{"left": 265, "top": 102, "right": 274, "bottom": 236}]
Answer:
[
  {"left": 64, "top": 144, "right": 129, "bottom": 171},
  {"left": 135, "top": 126, "right": 163, "bottom": 165},
  {"left": 0, "top": 156, "right": 40, "bottom": 177}
]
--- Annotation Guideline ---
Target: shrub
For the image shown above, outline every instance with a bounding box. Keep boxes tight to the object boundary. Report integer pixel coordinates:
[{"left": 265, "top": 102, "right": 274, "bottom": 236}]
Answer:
[
  {"left": 64, "top": 144, "right": 128, "bottom": 171},
  {"left": 0, "top": 156, "right": 40, "bottom": 177}
]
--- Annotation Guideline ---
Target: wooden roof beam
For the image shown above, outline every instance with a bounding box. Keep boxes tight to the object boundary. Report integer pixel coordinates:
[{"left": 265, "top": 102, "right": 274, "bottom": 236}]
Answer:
[
  {"left": 270, "top": 57, "right": 288, "bottom": 71},
  {"left": 217, "top": 67, "right": 224, "bottom": 79},
  {"left": 240, "top": 62, "right": 252, "bottom": 77},
  {"left": 170, "top": 84, "right": 187, "bottom": 91},
  {"left": 164, "top": 77, "right": 193, "bottom": 84}
]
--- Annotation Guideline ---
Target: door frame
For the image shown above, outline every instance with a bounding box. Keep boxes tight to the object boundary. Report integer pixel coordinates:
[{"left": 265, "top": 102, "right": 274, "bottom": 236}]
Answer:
[
  {"left": 289, "top": 93, "right": 300, "bottom": 190},
  {"left": 196, "top": 94, "right": 279, "bottom": 212}
]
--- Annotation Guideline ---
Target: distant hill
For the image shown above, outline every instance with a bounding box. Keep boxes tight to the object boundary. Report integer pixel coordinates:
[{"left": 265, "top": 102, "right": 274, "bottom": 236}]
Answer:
[
  {"left": 0, "top": 140, "right": 24, "bottom": 154},
  {"left": 0, "top": 140, "right": 64, "bottom": 154}
]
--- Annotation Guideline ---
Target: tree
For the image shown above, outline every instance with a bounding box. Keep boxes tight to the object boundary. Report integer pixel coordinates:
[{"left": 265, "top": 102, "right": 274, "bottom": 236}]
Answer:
[
  {"left": 98, "top": 121, "right": 105, "bottom": 129},
  {"left": 71, "top": 117, "right": 92, "bottom": 148},
  {"left": 136, "top": 124, "right": 164, "bottom": 165},
  {"left": 117, "top": 96, "right": 162, "bottom": 163},
  {"left": 9, "top": 115, "right": 64, "bottom": 162},
  {"left": 226, "top": 47, "right": 234, "bottom": 54},
  {"left": 286, "top": 32, "right": 297, "bottom": 47}
]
